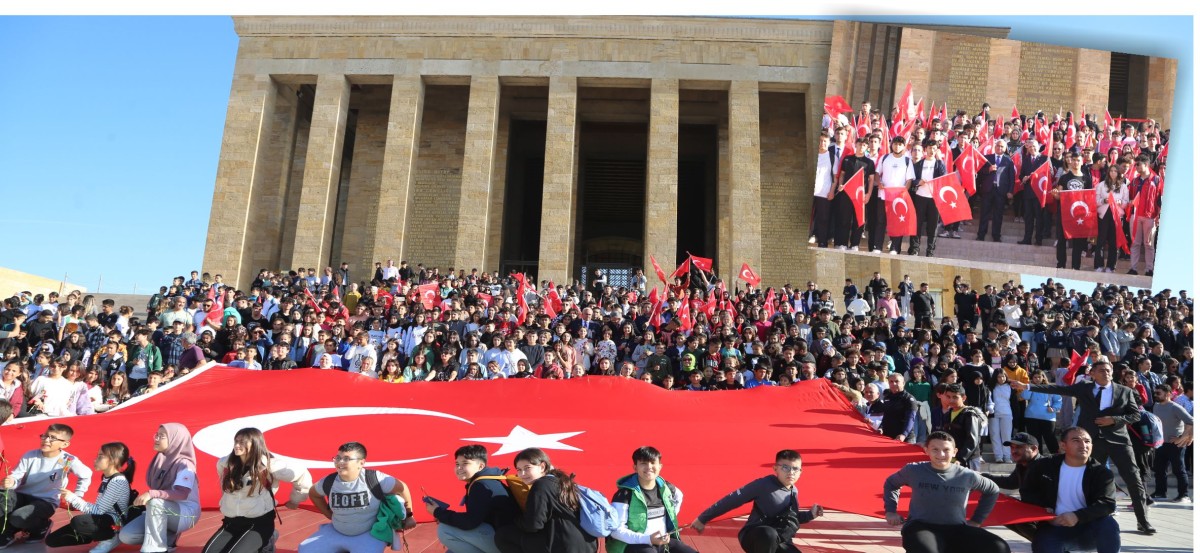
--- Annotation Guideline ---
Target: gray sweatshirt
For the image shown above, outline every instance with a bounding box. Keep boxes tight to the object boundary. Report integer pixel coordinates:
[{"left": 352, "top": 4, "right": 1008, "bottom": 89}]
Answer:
[
  {"left": 884, "top": 462, "right": 999, "bottom": 525},
  {"left": 1153, "top": 401, "right": 1194, "bottom": 441},
  {"left": 10, "top": 449, "right": 94, "bottom": 503}
]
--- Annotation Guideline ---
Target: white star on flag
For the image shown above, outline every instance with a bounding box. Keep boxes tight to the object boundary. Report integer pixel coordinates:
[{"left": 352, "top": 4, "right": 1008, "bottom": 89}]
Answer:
[
  {"left": 462, "top": 425, "right": 585, "bottom": 455},
  {"left": 949, "top": 202, "right": 957, "bottom": 208},
  {"left": 898, "top": 215, "right": 905, "bottom": 221},
  {"left": 1077, "top": 218, "right": 1084, "bottom": 225}
]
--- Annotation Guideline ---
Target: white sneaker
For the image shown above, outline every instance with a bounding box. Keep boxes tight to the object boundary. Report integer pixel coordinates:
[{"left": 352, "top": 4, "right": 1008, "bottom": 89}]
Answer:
[
  {"left": 1095, "top": 268, "right": 1105, "bottom": 272},
  {"left": 837, "top": 245, "right": 848, "bottom": 251},
  {"left": 89, "top": 537, "right": 121, "bottom": 553},
  {"left": 889, "top": 251, "right": 898, "bottom": 255},
  {"left": 871, "top": 249, "right": 882, "bottom": 253},
  {"left": 808, "top": 236, "right": 817, "bottom": 244}
]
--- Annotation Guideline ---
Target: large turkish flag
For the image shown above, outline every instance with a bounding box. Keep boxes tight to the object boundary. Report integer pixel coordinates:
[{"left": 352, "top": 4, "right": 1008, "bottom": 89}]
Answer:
[
  {"left": 1059, "top": 189, "right": 1099, "bottom": 239},
  {"left": 884, "top": 187, "right": 917, "bottom": 237},
  {"left": 1029, "top": 161, "right": 1054, "bottom": 208},
  {"left": 843, "top": 167, "right": 867, "bottom": 227},
  {"left": 930, "top": 173, "right": 972, "bottom": 225},
  {"left": 0, "top": 367, "right": 1049, "bottom": 526}
]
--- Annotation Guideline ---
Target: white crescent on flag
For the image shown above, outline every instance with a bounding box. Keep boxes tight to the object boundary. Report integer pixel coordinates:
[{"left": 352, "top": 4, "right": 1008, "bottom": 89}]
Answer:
[
  {"left": 1070, "top": 200, "right": 1090, "bottom": 223},
  {"left": 741, "top": 267, "right": 754, "bottom": 280},
  {"left": 192, "top": 407, "right": 475, "bottom": 468},
  {"left": 938, "top": 184, "right": 959, "bottom": 208},
  {"left": 891, "top": 196, "right": 908, "bottom": 220},
  {"left": 1035, "top": 174, "right": 1049, "bottom": 193}
]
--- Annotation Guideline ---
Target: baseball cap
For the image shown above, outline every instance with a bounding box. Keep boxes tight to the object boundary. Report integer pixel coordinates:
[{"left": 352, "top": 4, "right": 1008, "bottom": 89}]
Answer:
[{"left": 1003, "top": 432, "right": 1038, "bottom": 447}]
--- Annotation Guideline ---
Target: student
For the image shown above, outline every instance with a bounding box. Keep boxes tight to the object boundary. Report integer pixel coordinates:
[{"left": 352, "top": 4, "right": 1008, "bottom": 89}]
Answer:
[
  {"left": 883, "top": 431, "right": 1008, "bottom": 553},
  {"left": 203, "top": 427, "right": 313, "bottom": 553},
  {"left": 0, "top": 423, "right": 94, "bottom": 548},
  {"left": 692, "top": 449, "right": 824, "bottom": 553},
  {"left": 46, "top": 442, "right": 136, "bottom": 553},
  {"left": 494, "top": 448, "right": 597, "bottom": 553},
  {"left": 423, "top": 444, "right": 519, "bottom": 553},
  {"left": 1019, "top": 427, "right": 1120, "bottom": 553},
  {"left": 301, "top": 442, "right": 415, "bottom": 553},
  {"left": 120, "top": 423, "right": 201, "bottom": 552},
  {"left": 607, "top": 446, "right": 697, "bottom": 553}
]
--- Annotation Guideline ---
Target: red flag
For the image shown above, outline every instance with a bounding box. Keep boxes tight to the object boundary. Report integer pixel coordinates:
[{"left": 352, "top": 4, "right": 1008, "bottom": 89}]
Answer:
[
  {"left": 688, "top": 254, "right": 713, "bottom": 273},
  {"left": 670, "top": 258, "right": 691, "bottom": 280},
  {"left": 1103, "top": 109, "right": 1114, "bottom": 131},
  {"left": 824, "top": 95, "right": 853, "bottom": 119},
  {"left": 703, "top": 296, "right": 718, "bottom": 319},
  {"left": 856, "top": 115, "right": 870, "bottom": 138},
  {"left": 1108, "top": 192, "right": 1130, "bottom": 255},
  {"left": 417, "top": 283, "right": 439, "bottom": 310},
  {"left": 1063, "top": 350, "right": 1088, "bottom": 385},
  {"left": 1029, "top": 160, "right": 1054, "bottom": 208},
  {"left": 676, "top": 304, "right": 693, "bottom": 332},
  {"left": 897, "top": 81, "right": 913, "bottom": 119},
  {"left": 764, "top": 288, "right": 777, "bottom": 318},
  {"left": 647, "top": 288, "right": 664, "bottom": 328},
  {"left": 1064, "top": 124, "right": 1076, "bottom": 151},
  {"left": 476, "top": 293, "right": 493, "bottom": 308},
  {"left": 1130, "top": 176, "right": 1161, "bottom": 241},
  {"left": 650, "top": 255, "right": 669, "bottom": 285},
  {"left": 546, "top": 287, "right": 564, "bottom": 314},
  {"left": 940, "top": 138, "right": 954, "bottom": 168},
  {"left": 843, "top": 167, "right": 867, "bottom": 227},
  {"left": 931, "top": 173, "right": 972, "bottom": 225},
  {"left": 1011, "top": 152, "right": 1024, "bottom": 194},
  {"left": 0, "top": 367, "right": 1050, "bottom": 525},
  {"left": 1059, "top": 189, "right": 1098, "bottom": 239},
  {"left": 737, "top": 263, "right": 762, "bottom": 287},
  {"left": 1011, "top": 105, "right": 1019, "bottom": 120},
  {"left": 954, "top": 142, "right": 984, "bottom": 196},
  {"left": 302, "top": 287, "right": 321, "bottom": 312},
  {"left": 914, "top": 98, "right": 924, "bottom": 124},
  {"left": 543, "top": 296, "right": 558, "bottom": 320},
  {"left": 884, "top": 187, "right": 917, "bottom": 237}
]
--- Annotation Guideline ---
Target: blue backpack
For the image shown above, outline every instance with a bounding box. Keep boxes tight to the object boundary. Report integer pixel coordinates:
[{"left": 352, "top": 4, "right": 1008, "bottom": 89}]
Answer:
[{"left": 577, "top": 484, "right": 619, "bottom": 538}]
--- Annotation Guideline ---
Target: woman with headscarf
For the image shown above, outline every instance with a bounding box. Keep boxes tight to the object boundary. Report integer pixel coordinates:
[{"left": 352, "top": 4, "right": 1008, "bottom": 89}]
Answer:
[{"left": 120, "top": 422, "right": 201, "bottom": 552}]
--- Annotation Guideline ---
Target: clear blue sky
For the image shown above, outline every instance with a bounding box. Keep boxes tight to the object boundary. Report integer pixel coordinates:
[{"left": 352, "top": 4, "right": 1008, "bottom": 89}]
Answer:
[{"left": 0, "top": 15, "right": 1192, "bottom": 294}]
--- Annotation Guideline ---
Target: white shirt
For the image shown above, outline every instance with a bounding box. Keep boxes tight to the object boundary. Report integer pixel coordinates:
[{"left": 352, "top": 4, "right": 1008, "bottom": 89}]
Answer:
[
  {"left": 813, "top": 149, "right": 834, "bottom": 198},
  {"left": 1055, "top": 464, "right": 1088, "bottom": 515},
  {"left": 1095, "top": 181, "right": 1129, "bottom": 219},
  {"left": 917, "top": 161, "right": 936, "bottom": 198},
  {"left": 877, "top": 153, "right": 914, "bottom": 198},
  {"left": 1094, "top": 384, "right": 1113, "bottom": 410}
]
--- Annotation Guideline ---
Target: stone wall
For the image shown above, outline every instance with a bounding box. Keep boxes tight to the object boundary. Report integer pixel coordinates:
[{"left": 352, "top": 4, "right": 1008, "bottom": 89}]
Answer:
[
  {"left": 759, "top": 91, "right": 809, "bottom": 287},
  {"left": 406, "top": 85, "right": 469, "bottom": 269}
]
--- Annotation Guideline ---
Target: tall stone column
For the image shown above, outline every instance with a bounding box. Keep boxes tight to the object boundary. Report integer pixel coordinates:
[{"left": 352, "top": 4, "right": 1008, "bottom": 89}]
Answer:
[
  {"left": 202, "top": 73, "right": 277, "bottom": 290},
  {"left": 723, "top": 80, "right": 762, "bottom": 282},
  {"left": 644, "top": 78, "right": 679, "bottom": 278},
  {"left": 287, "top": 73, "right": 351, "bottom": 270},
  {"left": 537, "top": 76, "right": 579, "bottom": 284},
  {"left": 455, "top": 75, "right": 501, "bottom": 272},
  {"left": 371, "top": 74, "right": 425, "bottom": 265}
]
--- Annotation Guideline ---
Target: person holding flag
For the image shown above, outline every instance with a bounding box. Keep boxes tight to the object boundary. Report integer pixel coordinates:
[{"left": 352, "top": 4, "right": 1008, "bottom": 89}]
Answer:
[
  {"left": 833, "top": 137, "right": 875, "bottom": 251},
  {"left": 872, "top": 136, "right": 915, "bottom": 254},
  {"left": 908, "top": 139, "right": 948, "bottom": 255},
  {"left": 1093, "top": 164, "right": 1129, "bottom": 273},
  {"left": 1127, "top": 154, "right": 1161, "bottom": 277},
  {"left": 1049, "top": 148, "right": 1093, "bottom": 270},
  {"left": 1017, "top": 138, "right": 1051, "bottom": 246}
]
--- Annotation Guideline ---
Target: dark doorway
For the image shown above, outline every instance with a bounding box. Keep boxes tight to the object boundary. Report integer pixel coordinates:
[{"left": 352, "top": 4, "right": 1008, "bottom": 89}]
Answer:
[
  {"left": 1108, "top": 52, "right": 1150, "bottom": 119},
  {"left": 499, "top": 119, "right": 547, "bottom": 277},
  {"left": 677, "top": 123, "right": 718, "bottom": 264},
  {"left": 577, "top": 121, "right": 648, "bottom": 280}
]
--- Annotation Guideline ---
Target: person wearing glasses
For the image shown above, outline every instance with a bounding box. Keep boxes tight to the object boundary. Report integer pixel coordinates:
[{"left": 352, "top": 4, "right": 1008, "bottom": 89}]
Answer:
[
  {"left": 0, "top": 423, "right": 94, "bottom": 548},
  {"left": 691, "top": 449, "right": 824, "bottom": 553},
  {"left": 301, "top": 442, "right": 415, "bottom": 553}
]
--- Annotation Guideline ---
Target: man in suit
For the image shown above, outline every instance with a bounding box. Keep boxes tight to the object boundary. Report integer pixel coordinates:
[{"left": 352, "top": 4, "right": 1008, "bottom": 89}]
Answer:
[
  {"left": 1017, "top": 138, "right": 1051, "bottom": 245},
  {"left": 908, "top": 139, "right": 945, "bottom": 257},
  {"left": 1020, "top": 427, "right": 1122, "bottom": 552},
  {"left": 1013, "top": 360, "right": 1155, "bottom": 534},
  {"left": 977, "top": 139, "right": 1015, "bottom": 242}
]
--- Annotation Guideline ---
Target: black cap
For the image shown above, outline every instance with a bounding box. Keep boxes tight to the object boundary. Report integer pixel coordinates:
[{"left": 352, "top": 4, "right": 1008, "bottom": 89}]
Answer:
[{"left": 1003, "top": 432, "right": 1038, "bottom": 448}]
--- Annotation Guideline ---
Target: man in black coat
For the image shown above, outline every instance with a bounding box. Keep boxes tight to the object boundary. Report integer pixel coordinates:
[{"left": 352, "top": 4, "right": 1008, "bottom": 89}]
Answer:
[
  {"left": 1014, "top": 360, "right": 1155, "bottom": 534},
  {"left": 910, "top": 283, "right": 936, "bottom": 328},
  {"left": 976, "top": 140, "right": 1016, "bottom": 242},
  {"left": 1020, "top": 427, "right": 1123, "bottom": 551}
]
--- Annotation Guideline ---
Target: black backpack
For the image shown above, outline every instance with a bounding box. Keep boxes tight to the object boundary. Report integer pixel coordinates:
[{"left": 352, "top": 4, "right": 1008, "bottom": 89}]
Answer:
[{"left": 320, "top": 469, "right": 386, "bottom": 501}]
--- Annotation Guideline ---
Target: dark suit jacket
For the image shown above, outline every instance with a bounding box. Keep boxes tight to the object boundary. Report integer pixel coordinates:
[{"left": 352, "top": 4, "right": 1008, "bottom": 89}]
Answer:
[
  {"left": 985, "top": 155, "right": 1016, "bottom": 196},
  {"left": 1026, "top": 382, "right": 1142, "bottom": 446},
  {"left": 910, "top": 159, "right": 946, "bottom": 195},
  {"left": 1020, "top": 455, "right": 1116, "bottom": 525}
]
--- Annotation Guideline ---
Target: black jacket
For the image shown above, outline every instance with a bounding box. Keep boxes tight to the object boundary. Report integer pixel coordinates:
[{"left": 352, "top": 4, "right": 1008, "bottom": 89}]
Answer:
[
  {"left": 1020, "top": 455, "right": 1116, "bottom": 525},
  {"left": 941, "top": 406, "right": 986, "bottom": 463},
  {"left": 983, "top": 454, "right": 1043, "bottom": 490},
  {"left": 1026, "top": 382, "right": 1142, "bottom": 446},
  {"left": 502, "top": 474, "right": 597, "bottom": 553},
  {"left": 433, "top": 466, "right": 519, "bottom": 530}
]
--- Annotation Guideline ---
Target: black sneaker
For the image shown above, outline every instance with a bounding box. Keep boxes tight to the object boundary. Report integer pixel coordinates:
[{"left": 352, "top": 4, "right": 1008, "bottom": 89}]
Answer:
[
  {"left": 1137, "top": 522, "right": 1157, "bottom": 535},
  {"left": 1146, "top": 270, "right": 1154, "bottom": 277},
  {"left": 1146, "top": 496, "right": 1156, "bottom": 505},
  {"left": 1127, "top": 269, "right": 1139, "bottom": 275},
  {"left": 25, "top": 525, "right": 50, "bottom": 543},
  {"left": 0, "top": 534, "right": 15, "bottom": 550}
]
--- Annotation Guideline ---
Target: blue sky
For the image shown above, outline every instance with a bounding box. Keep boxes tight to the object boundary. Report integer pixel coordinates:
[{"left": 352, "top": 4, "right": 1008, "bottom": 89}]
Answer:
[{"left": 0, "top": 15, "right": 1192, "bottom": 294}]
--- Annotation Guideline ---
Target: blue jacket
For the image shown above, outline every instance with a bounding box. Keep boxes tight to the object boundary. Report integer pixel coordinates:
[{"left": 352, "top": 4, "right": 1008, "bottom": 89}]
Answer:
[
  {"left": 1023, "top": 391, "right": 1062, "bottom": 422},
  {"left": 433, "top": 466, "right": 519, "bottom": 530}
]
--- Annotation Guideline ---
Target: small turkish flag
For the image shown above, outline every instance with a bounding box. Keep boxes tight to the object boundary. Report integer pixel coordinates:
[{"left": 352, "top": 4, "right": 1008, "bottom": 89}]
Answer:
[
  {"left": 914, "top": 98, "right": 924, "bottom": 124},
  {"left": 897, "top": 81, "right": 914, "bottom": 119},
  {"left": 843, "top": 167, "right": 867, "bottom": 227},
  {"left": 542, "top": 297, "right": 558, "bottom": 320},
  {"left": 1064, "top": 124, "right": 1076, "bottom": 151},
  {"left": 940, "top": 139, "right": 954, "bottom": 167},
  {"left": 824, "top": 95, "right": 853, "bottom": 118},
  {"left": 688, "top": 254, "right": 713, "bottom": 273},
  {"left": 884, "top": 187, "right": 917, "bottom": 237},
  {"left": 931, "top": 173, "right": 972, "bottom": 225},
  {"left": 1011, "top": 105, "right": 1019, "bottom": 120},
  {"left": 955, "top": 142, "right": 984, "bottom": 196},
  {"left": 1063, "top": 350, "right": 1088, "bottom": 385},
  {"left": 764, "top": 288, "right": 777, "bottom": 318},
  {"left": 1059, "top": 189, "right": 1098, "bottom": 239},
  {"left": 650, "top": 255, "right": 669, "bottom": 285},
  {"left": 670, "top": 258, "right": 691, "bottom": 280},
  {"left": 476, "top": 293, "right": 494, "bottom": 308},
  {"left": 1108, "top": 192, "right": 1130, "bottom": 255},
  {"left": 676, "top": 304, "right": 693, "bottom": 332},
  {"left": 418, "top": 283, "right": 439, "bottom": 310},
  {"left": 856, "top": 115, "right": 870, "bottom": 138},
  {"left": 703, "top": 297, "right": 717, "bottom": 319},
  {"left": 737, "top": 263, "right": 762, "bottom": 287},
  {"left": 1029, "top": 161, "right": 1054, "bottom": 208},
  {"left": 546, "top": 288, "right": 564, "bottom": 314},
  {"left": 1103, "top": 109, "right": 1114, "bottom": 131},
  {"left": 1011, "top": 152, "right": 1024, "bottom": 194}
]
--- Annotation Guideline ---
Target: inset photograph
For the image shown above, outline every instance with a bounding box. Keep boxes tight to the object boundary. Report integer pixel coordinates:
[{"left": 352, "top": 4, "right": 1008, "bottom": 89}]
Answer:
[{"left": 812, "top": 21, "right": 1176, "bottom": 288}]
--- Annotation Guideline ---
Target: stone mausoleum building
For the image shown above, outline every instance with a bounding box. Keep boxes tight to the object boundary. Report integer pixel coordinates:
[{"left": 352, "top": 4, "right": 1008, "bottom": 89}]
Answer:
[{"left": 203, "top": 17, "right": 1174, "bottom": 306}]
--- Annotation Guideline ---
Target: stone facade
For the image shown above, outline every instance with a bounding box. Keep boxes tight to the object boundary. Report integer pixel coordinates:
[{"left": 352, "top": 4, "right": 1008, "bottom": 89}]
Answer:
[{"left": 203, "top": 16, "right": 1023, "bottom": 299}]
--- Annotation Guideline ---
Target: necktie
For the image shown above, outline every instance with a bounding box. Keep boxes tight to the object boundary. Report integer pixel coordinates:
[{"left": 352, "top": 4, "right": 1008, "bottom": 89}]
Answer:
[{"left": 1095, "top": 386, "right": 1105, "bottom": 408}]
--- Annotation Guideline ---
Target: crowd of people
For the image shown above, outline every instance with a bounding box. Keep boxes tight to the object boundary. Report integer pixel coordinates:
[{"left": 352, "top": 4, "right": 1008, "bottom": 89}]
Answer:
[
  {"left": 814, "top": 100, "right": 1168, "bottom": 275},
  {"left": 0, "top": 257, "right": 1192, "bottom": 550}
]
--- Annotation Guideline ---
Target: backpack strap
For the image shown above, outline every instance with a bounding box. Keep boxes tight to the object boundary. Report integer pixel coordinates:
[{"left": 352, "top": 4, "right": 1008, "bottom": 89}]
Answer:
[
  {"left": 321, "top": 473, "right": 335, "bottom": 498},
  {"left": 365, "top": 468, "right": 386, "bottom": 501}
]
